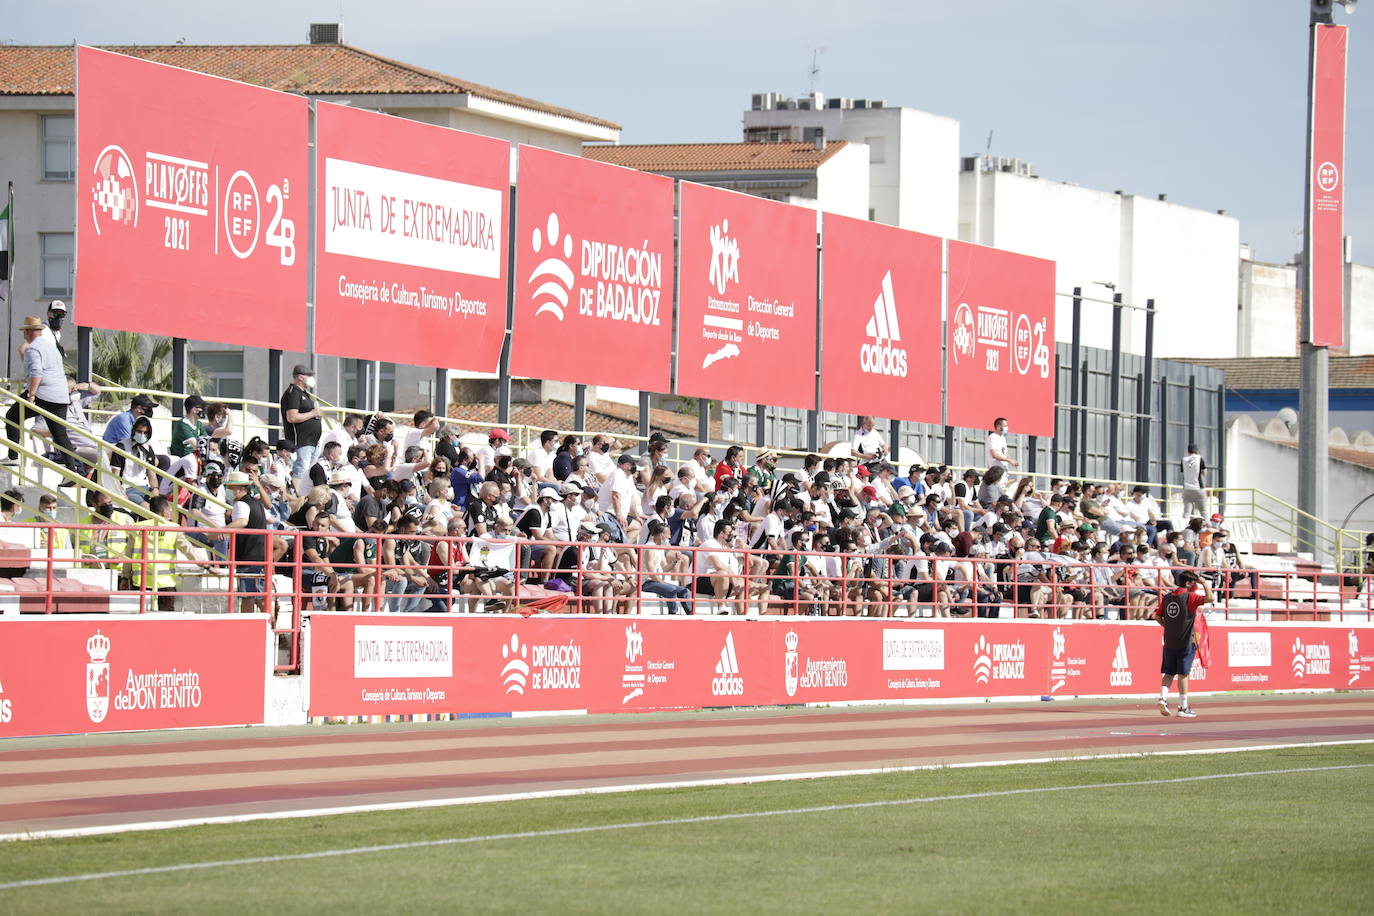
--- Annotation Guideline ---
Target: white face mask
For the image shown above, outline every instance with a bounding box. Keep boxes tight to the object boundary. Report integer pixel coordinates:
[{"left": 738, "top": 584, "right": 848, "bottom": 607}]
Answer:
[
  {"left": 304, "top": 376, "right": 317, "bottom": 390},
  {"left": 133, "top": 433, "right": 149, "bottom": 445}
]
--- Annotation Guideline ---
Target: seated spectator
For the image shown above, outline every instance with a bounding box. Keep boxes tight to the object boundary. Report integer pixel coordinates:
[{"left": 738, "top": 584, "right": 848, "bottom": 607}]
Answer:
[
  {"left": 110, "top": 415, "right": 163, "bottom": 505},
  {"left": 170, "top": 396, "right": 209, "bottom": 458},
  {"left": 714, "top": 445, "right": 746, "bottom": 490},
  {"left": 101, "top": 393, "right": 157, "bottom": 446}
]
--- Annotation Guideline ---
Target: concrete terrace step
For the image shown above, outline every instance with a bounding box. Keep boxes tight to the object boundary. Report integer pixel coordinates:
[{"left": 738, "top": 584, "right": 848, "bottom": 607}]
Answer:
[{"left": 0, "top": 576, "right": 138, "bottom": 615}]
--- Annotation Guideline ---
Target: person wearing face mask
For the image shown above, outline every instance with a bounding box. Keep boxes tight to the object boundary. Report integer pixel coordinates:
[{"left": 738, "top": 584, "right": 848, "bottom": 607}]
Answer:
[
  {"left": 280, "top": 364, "right": 322, "bottom": 495},
  {"left": 985, "top": 416, "right": 1019, "bottom": 470},
  {"left": 110, "top": 415, "right": 162, "bottom": 504},
  {"left": 77, "top": 488, "right": 133, "bottom": 575}
]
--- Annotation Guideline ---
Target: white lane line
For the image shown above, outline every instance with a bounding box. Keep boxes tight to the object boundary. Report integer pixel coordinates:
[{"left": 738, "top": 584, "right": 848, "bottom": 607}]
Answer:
[
  {"left": 1, "top": 738, "right": 1371, "bottom": 844},
  {"left": 1, "top": 761, "right": 1370, "bottom": 891}
]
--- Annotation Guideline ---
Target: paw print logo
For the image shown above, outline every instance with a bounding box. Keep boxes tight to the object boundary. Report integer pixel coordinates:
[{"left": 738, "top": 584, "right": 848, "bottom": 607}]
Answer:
[
  {"left": 500, "top": 634, "right": 531, "bottom": 695},
  {"left": 952, "top": 302, "right": 975, "bottom": 364},
  {"left": 528, "top": 213, "right": 575, "bottom": 320},
  {"left": 972, "top": 635, "right": 992, "bottom": 684}
]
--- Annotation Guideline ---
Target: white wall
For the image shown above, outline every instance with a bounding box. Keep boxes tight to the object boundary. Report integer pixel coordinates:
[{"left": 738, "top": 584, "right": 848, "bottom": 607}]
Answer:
[
  {"left": 1238, "top": 261, "right": 1297, "bottom": 357},
  {"left": 1225, "top": 420, "right": 1374, "bottom": 535},
  {"left": 815, "top": 143, "right": 871, "bottom": 221},
  {"left": 1120, "top": 196, "right": 1240, "bottom": 359},
  {"left": 1348, "top": 263, "right": 1374, "bottom": 356}
]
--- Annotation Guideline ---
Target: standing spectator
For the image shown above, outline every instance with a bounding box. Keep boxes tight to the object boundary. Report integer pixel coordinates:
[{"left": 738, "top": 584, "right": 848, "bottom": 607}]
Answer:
[
  {"left": 33, "top": 377, "right": 102, "bottom": 476},
  {"left": 851, "top": 416, "right": 886, "bottom": 463},
  {"left": 986, "top": 416, "right": 1019, "bottom": 470},
  {"left": 5, "top": 316, "right": 77, "bottom": 471},
  {"left": 280, "top": 364, "right": 322, "bottom": 495},
  {"left": 170, "top": 396, "right": 209, "bottom": 458},
  {"left": 224, "top": 470, "right": 267, "bottom": 613},
  {"left": 1181, "top": 443, "right": 1207, "bottom": 520},
  {"left": 600, "top": 453, "right": 645, "bottom": 542},
  {"left": 1154, "top": 571, "right": 1213, "bottom": 717},
  {"left": 434, "top": 424, "right": 461, "bottom": 467}
]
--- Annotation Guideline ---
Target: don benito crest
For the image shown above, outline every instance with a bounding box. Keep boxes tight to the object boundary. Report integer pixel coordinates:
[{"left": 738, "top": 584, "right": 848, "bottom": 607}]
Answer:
[
  {"left": 86, "top": 630, "right": 111, "bottom": 723},
  {"left": 783, "top": 629, "right": 799, "bottom": 698}
]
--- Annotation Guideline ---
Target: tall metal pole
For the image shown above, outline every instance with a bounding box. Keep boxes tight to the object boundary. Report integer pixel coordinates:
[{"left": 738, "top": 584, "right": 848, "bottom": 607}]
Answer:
[
  {"left": 1068, "top": 287, "right": 1082, "bottom": 477},
  {"left": 1137, "top": 299, "right": 1155, "bottom": 483},
  {"left": 1107, "top": 293, "right": 1123, "bottom": 479},
  {"left": 497, "top": 184, "right": 517, "bottom": 426}
]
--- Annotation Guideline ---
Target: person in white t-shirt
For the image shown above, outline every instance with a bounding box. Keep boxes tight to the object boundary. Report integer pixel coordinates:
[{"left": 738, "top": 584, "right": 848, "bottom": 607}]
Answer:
[
  {"left": 598, "top": 453, "right": 644, "bottom": 542},
  {"left": 851, "top": 416, "right": 886, "bottom": 463},
  {"left": 586, "top": 434, "right": 617, "bottom": 484},
  {"left": 1180, "top": 443, "right": 1207, "bottom": 520},
  {"left": 525, "top": 429, "right": 559, "bottom": 483},
  {"left": 682, "top": 446, "right": 715, "bottom": 493},
  {"left": 986, "top": 417, "right": 1018, "bottom": 470}
]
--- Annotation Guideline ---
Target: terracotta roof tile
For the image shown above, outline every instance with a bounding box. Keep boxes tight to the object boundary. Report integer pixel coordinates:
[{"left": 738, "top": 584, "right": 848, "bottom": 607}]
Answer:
[
  {"left": 1258, "top": 435, "right": 1374, "bottom": 470},
  {"left": 0, "top": 44, "right": 618, "bottom": 130},
  {"left": 1175, "top": 356, "right": 1374, "bottom": 390},
  {"left": 583, "top": 141, "right": 848, "bottom": 173}
]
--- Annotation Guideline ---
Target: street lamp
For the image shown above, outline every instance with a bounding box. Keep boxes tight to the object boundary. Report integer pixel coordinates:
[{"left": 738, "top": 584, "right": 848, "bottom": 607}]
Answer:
[{"left": 1298, "top": 0, "right": 1355, "bottom": 559}]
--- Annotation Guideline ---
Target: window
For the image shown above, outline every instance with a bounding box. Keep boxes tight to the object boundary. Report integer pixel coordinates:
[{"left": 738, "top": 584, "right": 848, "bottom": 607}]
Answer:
[
  {"left": 42, "top": 115, "right": 75, "bottom": 181},
  {"left": 343, "top": 359, "right": 396, "bottom": 412},
  {"left": 191, "top": 351, "right": 245, "bottom": 400},
  {"left": 40, "top": 233, "right": 73, "bottom": 297},
  {"left": 865, "top": 136, "right": 885, "bottom": 164}
]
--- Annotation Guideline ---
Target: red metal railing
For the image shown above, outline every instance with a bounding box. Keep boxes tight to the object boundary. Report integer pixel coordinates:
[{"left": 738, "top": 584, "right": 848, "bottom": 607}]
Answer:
[{"left": 2, "top": 521, "right": 1370, "bottom": 673}]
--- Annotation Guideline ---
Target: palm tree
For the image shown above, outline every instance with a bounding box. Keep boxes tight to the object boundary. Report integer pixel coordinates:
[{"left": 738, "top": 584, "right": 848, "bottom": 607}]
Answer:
[{"left": 89, "top": 331, "right": 209, "bottom": 407}]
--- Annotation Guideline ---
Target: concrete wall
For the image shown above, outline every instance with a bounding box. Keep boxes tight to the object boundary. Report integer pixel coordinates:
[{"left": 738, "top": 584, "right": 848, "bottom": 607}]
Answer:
[
  {"left": 815, "top": 143, "right": 871, "bottom": 221},
  {"left": 1349, "top": 263, "right": 1374, "bottom": 356},
  {"left": 1238, "top": 261, "right": 1298, "bottom": 357},
  {"left": 1225, "top": 418, "right": 1374, "bottom": 535}
]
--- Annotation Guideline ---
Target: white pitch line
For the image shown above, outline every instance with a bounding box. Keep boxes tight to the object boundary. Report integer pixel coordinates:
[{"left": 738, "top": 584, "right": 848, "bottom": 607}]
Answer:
[
  {"left": 1, "top": 761, "right": 1371, "bottom": 891},
  {"left": 1, "top": 738, "right": 1371, "bottom": 844}
]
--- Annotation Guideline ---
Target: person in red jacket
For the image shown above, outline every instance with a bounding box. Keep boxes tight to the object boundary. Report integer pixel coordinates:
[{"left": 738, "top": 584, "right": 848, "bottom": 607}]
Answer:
[{"left": 1154, "top": 570, "right": 1213, "bottom": 718}]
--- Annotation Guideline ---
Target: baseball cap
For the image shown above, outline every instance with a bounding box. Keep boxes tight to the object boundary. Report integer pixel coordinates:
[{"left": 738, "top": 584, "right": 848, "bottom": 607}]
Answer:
[
  {"left": 856, "top": 465, "right": 872, "bottom": 478},
  {"left": 890, "top": 502, "right": 907, "bottom": 517},
  {"left": 47, "top": 299, "right": 67, "bottom": 314},
  {"left": 1210, "top": 513, "right": 1224, "bottom": 524},
  {"left": 538, "top": 484, "right": 559, "bottom": 499},
  {"left": 559, "top": 481, "right": 583, "bottom": 496},
  {"left": 329, "top": 469, "right": 352, "bottom": 486},
  {"left": 274, "top": 438, "right": 297, "bottom": 452},
  {"left": 861, "top": 485, "right": 878, "bottom": 499},
  {"left": 811, "top": 471, "right": 832, "bottom": 486},
  {"left": 291, "top": 363, "right": 314, "bottom": 377},
  {"left": 617, "top": 453, "right": 637, "bottom": 467},
  {"left": 487, "top": 428, "right": 510, "bottom": 441},
  {"left": 896, "top": 485, "right": 915, "bottom": 499},
  {"left": 131, "top": 394, "right": 157, "bottom": 411},
  {"left": 183, "top": 394, "right": 207, "bottom": 412}
]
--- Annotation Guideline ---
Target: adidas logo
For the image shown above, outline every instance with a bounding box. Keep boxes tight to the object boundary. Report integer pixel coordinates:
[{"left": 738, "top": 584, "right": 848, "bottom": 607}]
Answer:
[
  {"left": 859, "top": 270, "right": 908, "bottom": 378},
  {"left": 1109, "top": 634, "right": 1133, "bottom": 687},
  {"left": 711, "top": 631, "right": 745, "bottom": 696}
]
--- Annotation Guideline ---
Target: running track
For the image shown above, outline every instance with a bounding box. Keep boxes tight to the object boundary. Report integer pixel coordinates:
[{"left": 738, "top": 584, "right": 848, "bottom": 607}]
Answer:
[{"left": 2, "top": 695, "right": 1371, "bottom": 838}]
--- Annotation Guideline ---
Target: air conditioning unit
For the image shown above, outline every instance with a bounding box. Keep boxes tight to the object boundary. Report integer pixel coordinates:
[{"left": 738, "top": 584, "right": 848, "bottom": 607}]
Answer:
[
  {"left": 309, "top": 22, "right": 344, "bottom": 45},
  {"left": 852, "top": 99, "right": 869, "bottom": 109},
  {"left": 751, "top": 92, "right": 782, "bottom": 111}
]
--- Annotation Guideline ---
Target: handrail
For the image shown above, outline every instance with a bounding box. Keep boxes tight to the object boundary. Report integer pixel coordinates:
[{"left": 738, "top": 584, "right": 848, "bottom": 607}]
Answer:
[
  {"left": 0, "top": 389, "right": 230, "bottom": 517},
  {"left": 0, "top": 428, "right": 162, "bottom": 524}
]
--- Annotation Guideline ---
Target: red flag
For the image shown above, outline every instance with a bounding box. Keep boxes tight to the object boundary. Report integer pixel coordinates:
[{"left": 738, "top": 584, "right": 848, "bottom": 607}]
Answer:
[{"left": 1194, "top": 610, "right": 1212, "bottom": 669}]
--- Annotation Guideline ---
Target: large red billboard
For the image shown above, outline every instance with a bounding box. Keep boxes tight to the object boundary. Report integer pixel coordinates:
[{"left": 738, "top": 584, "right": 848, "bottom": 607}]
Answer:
[
  {"left": 306, "top": 614, "right": 1372, "bottom": 719},
  {"left": 75, "top": 46, "right": 307, "bottom": 349},
  {"left": 314, "top": 103, "right": 510, "bottom": 371},
  {"left": 945, "top": 241, "right": 1056, "bottom": 436},
  {"left": 0, "top": 615, "right": 269, "bottom": 738},
  {"left": 1308, "top": 24, "right": 1347, "bottom": 348},
  {"left": 511, "top": 147, "right": 674, "bottom": 392},
  {"left": 676, "top": 183, "right": 818, "bottom": 410},
  {"left": 820, "top": 215, "right": 942, "bottom": 423}
]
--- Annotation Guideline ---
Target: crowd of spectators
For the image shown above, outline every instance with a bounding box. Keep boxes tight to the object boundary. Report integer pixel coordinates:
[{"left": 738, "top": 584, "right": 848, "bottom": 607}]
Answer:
[{"left": 4, "top": 373, "right": 1271, "bottom": 618}]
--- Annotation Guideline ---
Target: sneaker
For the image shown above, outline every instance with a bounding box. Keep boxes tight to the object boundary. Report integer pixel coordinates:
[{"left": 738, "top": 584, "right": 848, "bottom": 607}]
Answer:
[
  {"left": 1177, "top": 706, "right": 1198, "bottom": 718},
  {"left": 1158, "top": 699, "right": 1171, "bottom": 717}
]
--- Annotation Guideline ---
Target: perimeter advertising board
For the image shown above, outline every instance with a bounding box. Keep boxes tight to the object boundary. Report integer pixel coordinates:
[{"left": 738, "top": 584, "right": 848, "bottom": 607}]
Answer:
[
  {"left": 0, "top": 615, "right": 270, "bottom": 738},
  {"left": 1308, "top": 24, "right": 1348, "bottom": 347},
  {"left": 314, "top": 103, "right": 510, "bottom": 371},
  {"left": 945, "top": 241, "right": 1056, "bottom": 436},
  {"left": 820, "top": 215, "right": 942, "bottom": 423},
  {"left": 511, "top": 147, "right": 675, "bottom": 392},
  {"left": 75, "top": 46, "right": 308, "bottom": 349},
  {"left": 676, "top": 183, "right": 818, "bottom": 410},
  {"left": 307, "top": 616, "right": 1372, "bottom": 719}
]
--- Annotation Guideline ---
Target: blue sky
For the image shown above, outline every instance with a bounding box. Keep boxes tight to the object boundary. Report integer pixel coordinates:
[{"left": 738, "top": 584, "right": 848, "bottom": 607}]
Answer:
[{"left": 7, "top": 0, "right": 1369, "bottom": 265}]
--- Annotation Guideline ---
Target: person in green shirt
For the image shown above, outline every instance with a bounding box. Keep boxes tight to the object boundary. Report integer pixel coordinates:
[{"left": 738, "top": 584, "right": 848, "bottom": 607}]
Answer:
[{"left": 170, "top": 395, "right": 209, "bottom": 458}]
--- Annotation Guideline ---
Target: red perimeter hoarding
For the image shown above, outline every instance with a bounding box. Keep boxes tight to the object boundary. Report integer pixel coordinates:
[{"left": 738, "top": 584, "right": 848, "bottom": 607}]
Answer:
[
  {"left": 306, "top": 615, "right": 1374, "bottom": 719},
  {"left": 821, "top": 215, "right": 942, "bottom": 424},
  {"left": 945, "top": 241, "right": 1056, "bottom": 436},
  {"left": 1308, "top": 24, "right": 1348, "bottom": 348},
  {"left": 315, "top": 103, "right": 510, "bottom": 371},
  {"left": 0, "top": 615, "right": 269, "bottom": 738},
  {"left": 511, "top": 147, "right": 675, "bottom": 392},
  {"left": 676, "top": 183, "right": 818, "bottom": 410},
  {"left": 75, "top": 46, "right": 307, "bottom": 349}
]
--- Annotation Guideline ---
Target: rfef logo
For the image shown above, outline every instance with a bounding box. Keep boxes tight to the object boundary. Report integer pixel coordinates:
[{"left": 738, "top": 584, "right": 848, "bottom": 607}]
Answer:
[{"left": 859, "top": 271, "right": 908, "bottom": 378}]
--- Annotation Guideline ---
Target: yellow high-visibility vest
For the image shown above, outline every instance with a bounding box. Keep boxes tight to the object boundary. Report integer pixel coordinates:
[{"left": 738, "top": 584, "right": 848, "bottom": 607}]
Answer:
[{"left": 131, "top": 521, "right": 178, "bottom": 590}]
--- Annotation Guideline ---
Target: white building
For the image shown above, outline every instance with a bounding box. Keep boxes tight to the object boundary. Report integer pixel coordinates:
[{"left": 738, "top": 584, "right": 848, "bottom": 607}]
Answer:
[
  {"left": 0, "top": 29, "right": 620, "bottom": 411},
  {"left": 741, "top": 92, "right": 959, "bottom": 241}
]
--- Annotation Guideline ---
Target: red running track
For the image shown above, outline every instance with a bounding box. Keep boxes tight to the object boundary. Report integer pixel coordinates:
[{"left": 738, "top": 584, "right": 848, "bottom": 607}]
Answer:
[{"left": 1, "top": 695, "right": 1371, "bottom": 837}]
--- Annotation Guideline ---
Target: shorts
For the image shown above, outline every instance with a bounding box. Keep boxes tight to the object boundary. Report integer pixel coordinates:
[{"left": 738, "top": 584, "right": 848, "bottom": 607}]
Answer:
[
  {"left": 695, "top": 575, "right": 717, "bottom": 596},
  {"left": 234, "top": 566, "right": 264, "bottom": 595},
  {"left": 1161, "top": 644, "right": 1197, "bottom": 677}
]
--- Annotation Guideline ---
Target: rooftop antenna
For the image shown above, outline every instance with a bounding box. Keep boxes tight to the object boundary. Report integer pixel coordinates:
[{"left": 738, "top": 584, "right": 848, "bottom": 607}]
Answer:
[
  {"left": 808, "top": 46, "right": 826, "bottom": 95},
  {"left": 983, "top": 130, "right": 994, "bottom": 171}
]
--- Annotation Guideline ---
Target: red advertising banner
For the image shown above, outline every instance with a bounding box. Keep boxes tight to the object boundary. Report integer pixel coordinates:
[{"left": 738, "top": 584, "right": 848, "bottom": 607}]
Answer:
[
  {"left": 1308, "top": 24, "right": 1348, "bottom": 347},
  {"left": 314, "top": 103, "right": 510, "bottom": 371},
  {"left": 306, "top": 614, "right": 1374, "bottom": 719},
  {"left": 0, "top": 615, "right": 269, "bottom": 738},
  {"left": 676, "top": 183, "right": 818, "bottom": 410},
  {"left": 75, "top": 46, "right": 307, "bottom": 349},
  {"left": 820, "top": 215, "right": 942, "bottom": 423},
  {"left": 511, "top": 147, "right": 674, "bottom": 391},
  {"left": 945, "top": 241, "right": 1056, "bottom": 436}
]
